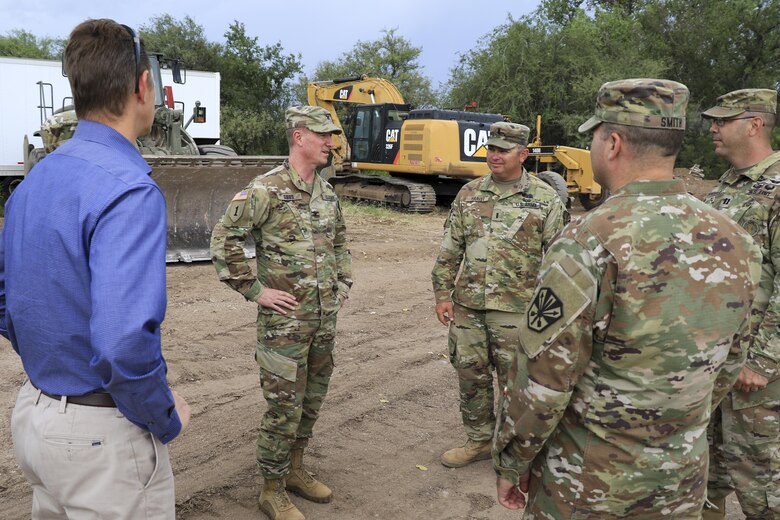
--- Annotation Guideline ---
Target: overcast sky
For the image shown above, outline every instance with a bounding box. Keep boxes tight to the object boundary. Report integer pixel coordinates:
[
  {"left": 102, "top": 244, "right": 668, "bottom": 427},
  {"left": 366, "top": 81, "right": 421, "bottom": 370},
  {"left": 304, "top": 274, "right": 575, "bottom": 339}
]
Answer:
[{"left": 0, "top": 0, "right": 540, "bottom": 88}]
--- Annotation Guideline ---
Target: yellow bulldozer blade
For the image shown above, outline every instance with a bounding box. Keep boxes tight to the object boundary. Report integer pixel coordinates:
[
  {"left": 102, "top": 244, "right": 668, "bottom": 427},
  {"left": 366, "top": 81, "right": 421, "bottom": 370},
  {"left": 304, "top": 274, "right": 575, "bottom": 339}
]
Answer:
[{"left": 146, "top": 156, "right": 286, "bottom": 263}]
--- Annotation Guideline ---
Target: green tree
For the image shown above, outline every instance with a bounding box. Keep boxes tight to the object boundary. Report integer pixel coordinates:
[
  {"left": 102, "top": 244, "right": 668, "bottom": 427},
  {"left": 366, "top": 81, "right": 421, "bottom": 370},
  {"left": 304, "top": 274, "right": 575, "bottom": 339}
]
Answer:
[
  {"left": 638, "top": 0, "right": 780, "bottom": 174},
  {"left": 219, "top": 21, "right": 302, "bottom": 154},
  {"left": 139, "top": 15, "right": 222, "bottom": 71},
  {"left": 0, "top": 29, "right": 64, "bottom": 59},
  {"left": 220, "top": 21, "right": 301, "bottom": 110},
  {"left": 305, "top": 28, "right": 436, "bottom": 108},
  {"left": 443, "top": 5, "right": 663, "bottom": 148}
]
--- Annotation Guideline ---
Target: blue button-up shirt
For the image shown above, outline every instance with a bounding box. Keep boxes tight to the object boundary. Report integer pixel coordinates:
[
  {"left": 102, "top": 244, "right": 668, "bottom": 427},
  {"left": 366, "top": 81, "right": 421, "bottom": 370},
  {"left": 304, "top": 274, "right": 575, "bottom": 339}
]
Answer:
[{"left": 0, "top": 120, "right": 181, "bottom": 443}]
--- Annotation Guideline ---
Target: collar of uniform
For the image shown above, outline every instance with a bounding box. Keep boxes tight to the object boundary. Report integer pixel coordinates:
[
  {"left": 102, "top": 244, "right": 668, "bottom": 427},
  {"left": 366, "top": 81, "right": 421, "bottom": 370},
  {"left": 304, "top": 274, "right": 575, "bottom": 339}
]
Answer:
[
  {"left": 724, "top": 150, "right": 780, "bottom": 184},
  {"left": 612, "top": 179, "right": 687, "bottom": 197},
  {"left": 480, "top": 169, "right": 530, "bottom": 197},
  {"left": 284, "top": 162, "right": 313, "bottom": 194}
]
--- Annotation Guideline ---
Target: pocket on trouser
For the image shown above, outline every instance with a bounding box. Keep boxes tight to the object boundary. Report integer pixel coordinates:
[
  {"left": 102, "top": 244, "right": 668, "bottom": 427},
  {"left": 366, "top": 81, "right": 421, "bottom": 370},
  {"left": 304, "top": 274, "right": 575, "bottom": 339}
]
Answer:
[
  {"left": 256, "top": 345, "right": 299, "bottom": 408},
  {"left": 448, "top": 306, "right": 487, "bottom": 370},
  {"left": 43, "top": 433, "right": 105, "bottom": 462},
  {"left": 127, "top": 431, "right": 160, "bottom": 489},
  {"left": 447, "top": 325, "right": 458, "bottom": 365},
  {"left": 744, "top": 402, "right": 780, "bottom": 443}
]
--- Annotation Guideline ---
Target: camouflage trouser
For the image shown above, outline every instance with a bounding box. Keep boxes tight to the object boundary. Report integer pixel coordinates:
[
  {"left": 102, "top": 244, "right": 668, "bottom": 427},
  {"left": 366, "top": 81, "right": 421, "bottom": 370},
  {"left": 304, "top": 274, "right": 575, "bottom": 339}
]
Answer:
[
  {"left": 708, "top": 393, "right": 780, "bottom": 519},
  {"left": 448, "top": 303, "right": 521, "bottom": 442},
  {"left": 255, "top": 312, "right": 337, "bottom": 480}
]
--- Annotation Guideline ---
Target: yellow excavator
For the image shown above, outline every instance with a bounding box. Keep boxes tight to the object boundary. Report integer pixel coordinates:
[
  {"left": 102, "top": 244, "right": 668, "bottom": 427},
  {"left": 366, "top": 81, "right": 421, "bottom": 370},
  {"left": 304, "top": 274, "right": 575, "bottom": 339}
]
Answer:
[{"left": 307, "top": 75, "right": 605, "bottom": 211}]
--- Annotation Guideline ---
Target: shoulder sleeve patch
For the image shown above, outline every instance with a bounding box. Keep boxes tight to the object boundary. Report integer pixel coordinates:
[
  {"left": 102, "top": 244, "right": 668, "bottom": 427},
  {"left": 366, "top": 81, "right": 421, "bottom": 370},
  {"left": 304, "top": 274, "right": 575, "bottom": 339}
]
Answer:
[
  {"left": 521, "top": 262, "right": 592, "bottom": 359},
  {"left": 227, "top": 198, "right": 248, "bottom": 224}
]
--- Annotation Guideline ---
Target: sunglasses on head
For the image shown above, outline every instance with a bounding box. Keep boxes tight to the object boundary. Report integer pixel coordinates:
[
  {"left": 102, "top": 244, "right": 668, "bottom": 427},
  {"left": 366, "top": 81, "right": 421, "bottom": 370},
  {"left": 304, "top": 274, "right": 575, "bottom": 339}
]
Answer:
[{"left": 120, "top": 24, "right": 140, "bottom": 93}]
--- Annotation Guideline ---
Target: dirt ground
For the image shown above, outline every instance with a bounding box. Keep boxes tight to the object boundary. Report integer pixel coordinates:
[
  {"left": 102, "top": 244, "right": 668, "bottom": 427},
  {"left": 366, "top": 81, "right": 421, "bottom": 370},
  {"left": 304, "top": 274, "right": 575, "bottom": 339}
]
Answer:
[{"left": 0, "top": 172, "right": 747, "bottom": 519}]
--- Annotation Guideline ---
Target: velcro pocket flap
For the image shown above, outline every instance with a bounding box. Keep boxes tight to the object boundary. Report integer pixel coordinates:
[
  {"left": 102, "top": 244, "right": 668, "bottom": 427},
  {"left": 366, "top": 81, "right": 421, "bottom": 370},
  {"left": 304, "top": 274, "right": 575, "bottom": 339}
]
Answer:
[{"left": 256, "top": 346, "right": 298, "bottom": 382}]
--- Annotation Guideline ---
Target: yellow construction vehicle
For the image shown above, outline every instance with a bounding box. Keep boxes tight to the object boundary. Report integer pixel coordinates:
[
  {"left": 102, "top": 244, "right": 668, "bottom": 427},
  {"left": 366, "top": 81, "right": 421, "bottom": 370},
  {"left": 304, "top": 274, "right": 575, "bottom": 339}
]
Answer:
[
  {"left": 307, "top": 75, "right": 604, "bottom": 211},
  {"left": 526, "top": 115, "right": 606, "bottom": 210}
]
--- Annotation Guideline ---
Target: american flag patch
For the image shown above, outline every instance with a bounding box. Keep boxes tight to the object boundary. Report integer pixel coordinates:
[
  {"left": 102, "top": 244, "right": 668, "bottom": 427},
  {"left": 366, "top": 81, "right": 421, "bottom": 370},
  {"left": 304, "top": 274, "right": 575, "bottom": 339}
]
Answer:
[{"left": 232, "top": 191, "right": 248, "bottom": 201}]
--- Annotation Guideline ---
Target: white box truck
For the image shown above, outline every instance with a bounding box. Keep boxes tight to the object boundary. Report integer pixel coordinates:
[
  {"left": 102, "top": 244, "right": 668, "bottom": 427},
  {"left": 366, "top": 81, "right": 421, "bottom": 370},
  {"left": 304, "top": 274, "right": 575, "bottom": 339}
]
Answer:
[{"left": 0, "top": 56, "right": 222, "bottom": 180}]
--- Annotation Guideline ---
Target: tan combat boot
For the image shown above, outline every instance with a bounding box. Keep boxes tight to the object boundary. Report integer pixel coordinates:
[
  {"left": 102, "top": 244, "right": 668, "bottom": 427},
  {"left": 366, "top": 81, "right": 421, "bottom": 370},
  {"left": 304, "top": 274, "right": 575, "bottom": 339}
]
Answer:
[
  {"left": 701, "top": 496, "right": 727, "bottom": 520},
  {"left": 285, "top": 448, "right": 333, "bottom": 503},
  {"left": 259, "top": 477, "right": 305, "bottom": 520},
  {"left": 440, "top": 438, "right": 492, "bottom": 468}
]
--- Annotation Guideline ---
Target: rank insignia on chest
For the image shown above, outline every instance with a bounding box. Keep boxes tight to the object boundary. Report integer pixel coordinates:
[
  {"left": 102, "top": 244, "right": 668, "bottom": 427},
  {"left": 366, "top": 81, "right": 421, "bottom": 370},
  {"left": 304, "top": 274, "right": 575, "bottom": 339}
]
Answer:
[
  {"left": 720, "top": 197, "right": 732, "bottom": 208},
  {"left": 528, "top": 288, "right": 563, "bottom": 333}
]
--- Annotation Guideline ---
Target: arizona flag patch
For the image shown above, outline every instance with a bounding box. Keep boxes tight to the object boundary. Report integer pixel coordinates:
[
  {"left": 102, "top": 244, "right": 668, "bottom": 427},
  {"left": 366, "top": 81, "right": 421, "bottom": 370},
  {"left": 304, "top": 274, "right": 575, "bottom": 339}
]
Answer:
[{"left": 528, "top": 288, "right": 563, "bottom": 332}]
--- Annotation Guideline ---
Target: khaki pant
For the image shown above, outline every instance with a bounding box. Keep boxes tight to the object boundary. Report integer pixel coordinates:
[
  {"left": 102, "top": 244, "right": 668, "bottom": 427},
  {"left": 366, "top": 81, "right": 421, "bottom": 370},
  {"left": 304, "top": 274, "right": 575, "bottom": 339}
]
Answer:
[{"left": 11, "top": 381, "right": 175, "bottom": 519}]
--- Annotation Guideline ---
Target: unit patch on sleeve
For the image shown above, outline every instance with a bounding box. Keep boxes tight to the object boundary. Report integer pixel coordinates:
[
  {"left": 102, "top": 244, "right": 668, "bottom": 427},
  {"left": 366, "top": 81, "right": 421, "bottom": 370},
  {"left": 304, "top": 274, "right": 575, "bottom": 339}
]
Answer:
[
  {"left": 227, "top": 191, "right": 249, "bottom": 223},
  {"left": 528, "top": 288, "right": 563, "bottom": 333},
  {"left": 520, "top": 261, "right": 593, "bottom": 359}
]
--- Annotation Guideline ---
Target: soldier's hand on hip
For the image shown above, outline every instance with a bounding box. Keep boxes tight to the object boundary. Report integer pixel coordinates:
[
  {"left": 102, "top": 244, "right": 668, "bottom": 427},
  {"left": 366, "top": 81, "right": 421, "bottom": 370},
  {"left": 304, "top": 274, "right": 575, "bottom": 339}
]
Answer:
[
  {"left": 734, "top": 366, "right": 769, "bottom": 392},
  {"left": 255, "top": 288, "right": 298, "bottom": 314},
  {"left": 435, "top": 301, "right": 454, "bottom": 326},
  {"left": 171, "top": 389, "right": 192, "bottom": 433}
]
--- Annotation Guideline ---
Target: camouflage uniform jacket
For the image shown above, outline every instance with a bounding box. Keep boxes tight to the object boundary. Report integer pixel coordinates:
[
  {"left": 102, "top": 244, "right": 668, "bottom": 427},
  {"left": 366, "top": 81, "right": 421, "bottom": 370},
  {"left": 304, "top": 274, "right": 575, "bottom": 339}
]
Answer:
[
  {"left": 705, "top": 151, "right": 780, "bottom": 409},
  {"left": 493, "top": 180, "right": 761, "bottom": 518},
  {"left": 431, "top": 171, "right": 565, "bottom": 313},
  {"left": 210, "top": 161, "right": 352, "bottom": 320}
]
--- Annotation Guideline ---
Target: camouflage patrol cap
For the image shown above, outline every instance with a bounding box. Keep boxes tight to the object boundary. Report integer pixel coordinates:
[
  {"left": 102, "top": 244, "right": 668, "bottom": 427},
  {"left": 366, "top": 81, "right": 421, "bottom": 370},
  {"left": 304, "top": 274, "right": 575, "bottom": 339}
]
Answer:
[
  {"left": 486, "top": 122, "right": 530, "bottom": 149},
  {"left": 286, "top": 106, "right": 342, "bottom": 134},
  {"left": 41, "top": 108, "right": 79, "bottom": 153},
  {"left": 701, "top": 88, "right": 777, "bottom": 119},
  {"left": 578, "top": 78, "right": 689, "bottom": 133}
]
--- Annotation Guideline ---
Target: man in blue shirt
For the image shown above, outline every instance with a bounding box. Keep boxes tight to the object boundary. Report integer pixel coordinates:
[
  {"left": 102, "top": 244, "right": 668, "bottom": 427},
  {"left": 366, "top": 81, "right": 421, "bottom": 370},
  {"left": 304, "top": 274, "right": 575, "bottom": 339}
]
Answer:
[{"left": 0, "top": 19, "right": 190, "bottom": 519}]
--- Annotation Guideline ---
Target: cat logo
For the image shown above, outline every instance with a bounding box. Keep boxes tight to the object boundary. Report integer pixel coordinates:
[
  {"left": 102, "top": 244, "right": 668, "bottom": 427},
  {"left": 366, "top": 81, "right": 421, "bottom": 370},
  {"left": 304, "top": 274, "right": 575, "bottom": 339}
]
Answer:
[
  {"left": 333, "top": 85, "right": 353, "bottom": 100},
  {"left": 386, "top": 128, "right": 400, "bottom": 143},
  {"left": 463, "top": 128, "right": 490, "bottom": 157}
]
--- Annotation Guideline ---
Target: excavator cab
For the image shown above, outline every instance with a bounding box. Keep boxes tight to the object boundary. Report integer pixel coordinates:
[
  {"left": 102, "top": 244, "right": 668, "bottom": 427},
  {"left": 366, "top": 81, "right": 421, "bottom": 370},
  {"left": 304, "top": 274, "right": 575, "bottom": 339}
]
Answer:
[{"left": 349, "top": 103, "right": 410, "bottom": 164}]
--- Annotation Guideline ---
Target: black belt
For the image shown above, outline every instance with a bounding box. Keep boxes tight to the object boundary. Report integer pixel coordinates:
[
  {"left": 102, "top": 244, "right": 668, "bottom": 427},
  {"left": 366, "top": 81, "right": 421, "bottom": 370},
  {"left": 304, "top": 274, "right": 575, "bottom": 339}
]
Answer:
[{"left": 30, "top": 381, "right": 116, "bottom": 408}]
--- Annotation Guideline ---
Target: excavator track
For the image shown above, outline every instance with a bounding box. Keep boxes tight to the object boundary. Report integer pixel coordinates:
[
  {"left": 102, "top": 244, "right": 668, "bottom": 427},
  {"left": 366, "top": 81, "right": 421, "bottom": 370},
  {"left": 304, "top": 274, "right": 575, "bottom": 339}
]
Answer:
[
  {"left": 329, "top": 174, "right": 437, "bottom": 213},
  {"left": 146, "top": 155, "right": 286, "bottom": 263}
]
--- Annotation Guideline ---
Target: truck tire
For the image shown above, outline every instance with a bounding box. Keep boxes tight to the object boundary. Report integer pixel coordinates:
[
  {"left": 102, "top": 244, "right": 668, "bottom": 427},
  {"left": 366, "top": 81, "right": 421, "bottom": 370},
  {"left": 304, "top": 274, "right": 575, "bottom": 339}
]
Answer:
[
  {"left": 198, "top": 144, "right": 238, "bottom": 156},
  {"left": 578, "top": 190, "right": 610, "bottom": 211},
  {"left": 537, "top": 170, "right": 569, "bottom": 205}
]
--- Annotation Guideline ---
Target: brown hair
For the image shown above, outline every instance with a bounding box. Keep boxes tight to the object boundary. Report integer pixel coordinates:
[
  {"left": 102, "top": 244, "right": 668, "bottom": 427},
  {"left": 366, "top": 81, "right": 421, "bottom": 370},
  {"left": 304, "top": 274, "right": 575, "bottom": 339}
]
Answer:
[
  {"left": 64, "top": 19, "right": 150, "bottom": 119},
  {"left": 600, "top": 123, "right": 684, "bottom": 158}
]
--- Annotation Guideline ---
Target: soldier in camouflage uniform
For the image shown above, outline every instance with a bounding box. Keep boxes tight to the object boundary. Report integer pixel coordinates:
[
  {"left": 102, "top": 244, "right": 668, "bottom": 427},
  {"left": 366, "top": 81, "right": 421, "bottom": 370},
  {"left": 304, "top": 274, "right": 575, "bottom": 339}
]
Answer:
[
  {"left": 431, "top": 121, "right": 566, "bottom": 468},
  {"left": 40, "top": 108, "right": 78, "bottom": 152},
  {"left": 701, "top": 89, "right": 780, "bottom": 520},
  {"left": 493, "top": 79, "right": 763, "bottom": 519},
  {"left": 211, "top": 106, "right": 352, "bottom": 520}
]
